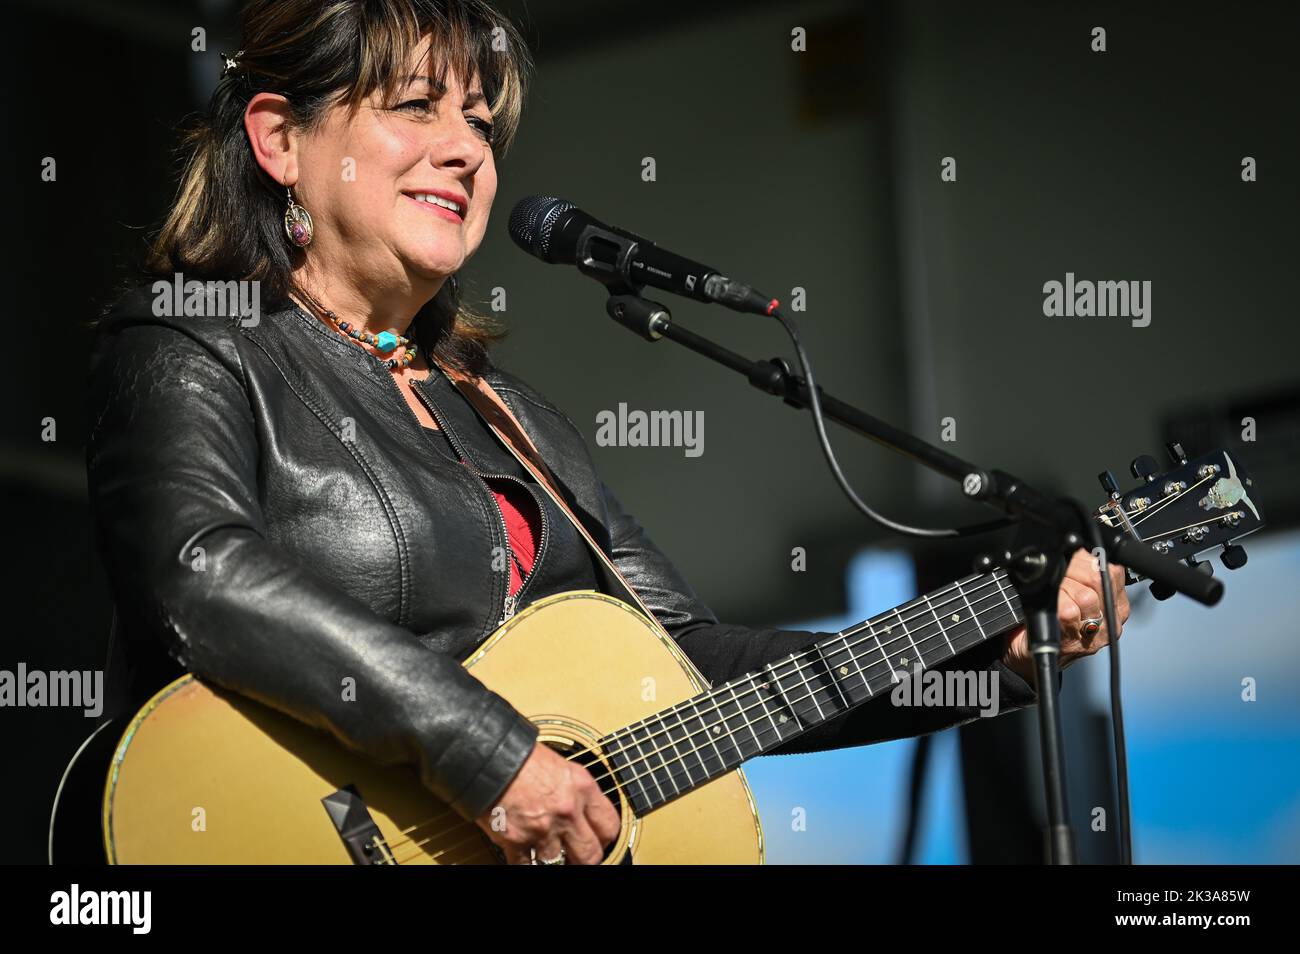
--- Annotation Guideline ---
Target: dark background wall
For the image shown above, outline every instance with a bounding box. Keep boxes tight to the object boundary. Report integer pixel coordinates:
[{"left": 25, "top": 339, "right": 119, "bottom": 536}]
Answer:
[{"left": 2, "top": 0, "right": 1296, "bottom": 864}]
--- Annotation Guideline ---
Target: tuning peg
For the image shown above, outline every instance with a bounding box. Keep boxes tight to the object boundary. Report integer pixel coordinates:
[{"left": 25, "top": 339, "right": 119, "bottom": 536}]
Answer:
[
  {"left": 1221, "top": 543, "right": 1248, "bottom": 570},
  {"left": 1130, "top": 455, "right": 1161, "bottom": 482},
  {"left": 1165, "top": 441, "right": 1188, "bottom": 465},
  {"left": 1188, "top": 556, "right": 1214, "bottom": 577},
  {"left": 1149, "top": 580, "right": 1176, "bottom": 600},
  {"left": 1098, "top": 470, "right": 1121, "bottom": 497}
]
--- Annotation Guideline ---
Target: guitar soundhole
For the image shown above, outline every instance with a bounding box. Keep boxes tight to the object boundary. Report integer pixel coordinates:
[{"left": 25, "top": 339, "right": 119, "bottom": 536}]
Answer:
[{"left": 547, "top": 738, "right": 629, "bottom": 864}]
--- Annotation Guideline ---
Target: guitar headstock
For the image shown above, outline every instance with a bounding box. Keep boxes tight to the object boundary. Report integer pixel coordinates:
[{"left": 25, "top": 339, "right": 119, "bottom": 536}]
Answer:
[{"left": 1096, "top": 442, "right": 1265, "bottom": 598}]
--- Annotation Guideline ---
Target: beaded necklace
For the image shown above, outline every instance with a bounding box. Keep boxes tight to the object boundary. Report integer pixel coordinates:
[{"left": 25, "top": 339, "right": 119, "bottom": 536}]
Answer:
[{"left": 294, "top": 287, "right": 418, "bottom": 371}]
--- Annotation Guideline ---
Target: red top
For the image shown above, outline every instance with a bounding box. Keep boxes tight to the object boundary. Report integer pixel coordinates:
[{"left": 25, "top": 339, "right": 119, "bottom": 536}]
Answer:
[{"left": 483, "top": 475, "right": 541, "bottom": 596}]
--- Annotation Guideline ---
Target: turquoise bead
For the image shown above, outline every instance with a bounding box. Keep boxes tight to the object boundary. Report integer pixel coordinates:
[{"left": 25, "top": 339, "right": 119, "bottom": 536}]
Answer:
[{"left": 375, "top": 331, "right": 399, "bottom": 352}]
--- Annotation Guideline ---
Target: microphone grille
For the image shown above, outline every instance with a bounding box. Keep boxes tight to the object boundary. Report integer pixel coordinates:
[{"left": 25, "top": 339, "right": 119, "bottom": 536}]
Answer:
[{"left": 508, "top": 195, "right": 573, "bottom": 259}]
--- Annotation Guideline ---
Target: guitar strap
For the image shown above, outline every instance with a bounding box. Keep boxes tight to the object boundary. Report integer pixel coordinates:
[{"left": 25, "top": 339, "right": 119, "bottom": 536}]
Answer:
[{"left": 434, "top": 360, "right": 685, "bottom": 648}]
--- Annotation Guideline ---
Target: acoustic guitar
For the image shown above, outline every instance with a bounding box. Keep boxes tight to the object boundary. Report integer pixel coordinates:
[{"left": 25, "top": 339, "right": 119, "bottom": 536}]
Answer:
[{"left": 49, "top": 445, "right": 1262, "bottom": 864}]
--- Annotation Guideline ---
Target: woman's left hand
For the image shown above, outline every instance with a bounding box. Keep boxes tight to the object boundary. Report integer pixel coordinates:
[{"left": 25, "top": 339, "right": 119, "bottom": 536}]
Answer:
[{"left": 1002, "top": 547, "right": 1131, "bottom": 683}]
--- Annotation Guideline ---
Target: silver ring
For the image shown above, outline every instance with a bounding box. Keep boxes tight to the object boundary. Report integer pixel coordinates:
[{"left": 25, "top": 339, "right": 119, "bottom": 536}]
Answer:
[
  {"left": 530, "top": 848, "right": 566, "bottom": 866},
  {"left": 1081, "top": 617, "right": 1103, "bottom": 637}
]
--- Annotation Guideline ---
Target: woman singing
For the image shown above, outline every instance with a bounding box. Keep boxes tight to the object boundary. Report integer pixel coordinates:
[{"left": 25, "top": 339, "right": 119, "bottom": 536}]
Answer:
[{"left": 78, "top": 0, "right": 1128, "bottom": 865}]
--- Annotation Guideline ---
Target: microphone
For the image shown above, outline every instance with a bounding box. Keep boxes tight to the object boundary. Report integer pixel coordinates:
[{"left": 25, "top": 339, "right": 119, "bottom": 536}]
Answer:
[{"left": 508, "top": 195, "right": 778, "bottom": 317}]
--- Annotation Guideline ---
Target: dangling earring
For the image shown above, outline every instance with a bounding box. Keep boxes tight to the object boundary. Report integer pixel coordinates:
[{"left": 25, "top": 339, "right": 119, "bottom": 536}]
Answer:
[{"left": 283, "top": 187, "right": 314, "bottom": 248}]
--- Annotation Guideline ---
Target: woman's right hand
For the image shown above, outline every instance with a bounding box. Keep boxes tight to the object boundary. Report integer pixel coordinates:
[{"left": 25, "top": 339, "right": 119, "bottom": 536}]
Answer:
[{"left": 475, "top": 742, "right": 622, "bottom": 865}]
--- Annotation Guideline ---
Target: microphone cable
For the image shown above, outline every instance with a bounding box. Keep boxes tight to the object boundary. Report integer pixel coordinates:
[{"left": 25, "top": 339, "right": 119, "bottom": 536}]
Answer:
[
  {"left": 766, "top": 303, "right": 1012, "bottom": 539},
  {"left": 769, "top": 302, "right": 1132, "bottom": 863},
  {"left": 1066, "top": 497, "right": 1133, "bottom": 865}
]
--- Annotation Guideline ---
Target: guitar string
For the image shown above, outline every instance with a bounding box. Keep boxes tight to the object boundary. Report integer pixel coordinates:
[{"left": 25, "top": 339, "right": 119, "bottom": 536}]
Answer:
[
  {"left": 598, "top": 568, "right": 1019, "bottom": 761},
  {"left": 1027, "top": 471, "right": 1211, "bottom": 530},
  {"left": 379, "top": 573, "right": 1022, "bottom": 860},
  {"left": 382, "top": 479, "right": 1216, "bottom": 862},
  {"left": 386, "top": 510, "right": 1181, "bottom": 861},
  {"left": 588, "top": 584, "right": 1021, "bottom": 799},
  {"left": 1126, "top": 473, "right": 1213, "bottom": 528},
  {"left": 391, "top": 481, "right": 1196, "bottom": 851},
  {"left": 382, "top": 825, "right": 489, "bottom": 864},
  {"left": 465, "top": 572, "right": 1016, "bottom": 808},
  {"left": 381, "top": 588, "right": 1022, "bottom": 865},
  {"left": 379, "top": 599, "right": 1006, "bottom": 864},
  {"left": 383, "top": 572, "right": 1023, "bottom": 856},
  {"left": 574, "top": 476, "right": 1215, "bottom": 814},
  {"left": 1135, "top": 512, "right": 1240, "bottom": 542},
  {"left": 389, "top": 823, "right": 503, "bottom": 865},
  {"left": 596, "top": 469, "right": 1214, "bottom": 756},
  {"left": 589, "top": 472, "right": 1232, "bottom": 793},
  {"left": 380, "top": 587, "right": 1021, "bottom": 863},
  {"left": 387, "top": 490, "right": 1221, "bottom": 865}
]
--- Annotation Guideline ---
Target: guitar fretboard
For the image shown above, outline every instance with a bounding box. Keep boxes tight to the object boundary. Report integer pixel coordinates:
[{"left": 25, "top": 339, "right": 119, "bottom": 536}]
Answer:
[{"left": 603, "top": 569, "right": 1025, "bottom": 815}]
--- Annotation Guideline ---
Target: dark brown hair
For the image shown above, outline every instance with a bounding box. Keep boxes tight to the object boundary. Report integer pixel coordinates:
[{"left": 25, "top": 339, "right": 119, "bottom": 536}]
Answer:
[{"left": 145, "top": 0, "right": 534, "bottom": 375}]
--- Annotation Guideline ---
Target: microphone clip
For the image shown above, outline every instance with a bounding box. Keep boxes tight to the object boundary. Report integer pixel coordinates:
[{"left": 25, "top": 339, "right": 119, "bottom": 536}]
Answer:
[{"left": 605, "top": 293, "right": 671, "bottom": 342}]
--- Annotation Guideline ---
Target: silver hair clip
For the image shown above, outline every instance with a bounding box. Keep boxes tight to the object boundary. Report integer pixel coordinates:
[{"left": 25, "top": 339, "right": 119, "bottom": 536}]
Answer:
[{"left": 220, "top": 50, "right": 245, "bottom": 77}]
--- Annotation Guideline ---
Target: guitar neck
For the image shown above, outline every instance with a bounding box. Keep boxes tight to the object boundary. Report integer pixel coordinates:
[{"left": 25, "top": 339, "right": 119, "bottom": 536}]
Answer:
[{"left": 605, "top": 568, "right": 1026, "bottom": 816}]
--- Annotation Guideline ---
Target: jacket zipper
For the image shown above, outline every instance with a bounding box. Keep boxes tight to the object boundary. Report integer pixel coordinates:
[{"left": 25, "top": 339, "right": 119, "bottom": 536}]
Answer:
[
  {"left": 488, "top": 475, "right": 550, "bottom": 624},
  {"left": 409, "top": 379, "right": 550, "bottom": 626}
]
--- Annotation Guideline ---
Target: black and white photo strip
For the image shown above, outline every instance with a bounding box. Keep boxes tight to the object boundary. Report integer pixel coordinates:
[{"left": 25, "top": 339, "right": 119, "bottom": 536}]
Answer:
[{"left": 1, "top": 0, "right": 1294, "bottom": 936}]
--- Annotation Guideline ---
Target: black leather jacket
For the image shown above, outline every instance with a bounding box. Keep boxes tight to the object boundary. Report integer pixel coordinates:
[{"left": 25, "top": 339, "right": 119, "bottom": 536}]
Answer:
[{"left": 85, "top": 283, "right": 1040, "bottom": 823}]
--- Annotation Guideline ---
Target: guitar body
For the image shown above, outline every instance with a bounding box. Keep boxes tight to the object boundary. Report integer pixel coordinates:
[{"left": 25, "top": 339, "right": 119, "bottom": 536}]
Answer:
[{"left": 94, "top": 591, "right": 764, "bottom": 864}]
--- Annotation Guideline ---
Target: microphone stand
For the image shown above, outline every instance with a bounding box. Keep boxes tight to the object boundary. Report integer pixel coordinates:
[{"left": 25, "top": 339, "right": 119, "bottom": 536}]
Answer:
[{"left": 603, "top": 290, "right": 1223, "bottom": 865}]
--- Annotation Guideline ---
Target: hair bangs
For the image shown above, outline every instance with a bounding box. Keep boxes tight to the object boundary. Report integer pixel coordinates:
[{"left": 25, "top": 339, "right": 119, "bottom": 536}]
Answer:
[{"left": 345, "top": 0, "right": 530, "bottom": 156}]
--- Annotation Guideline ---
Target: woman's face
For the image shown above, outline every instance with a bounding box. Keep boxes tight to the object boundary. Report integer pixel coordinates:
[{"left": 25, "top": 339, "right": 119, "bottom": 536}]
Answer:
[{"left": 290, "top": 51, "right": 497, "bottom": 301}]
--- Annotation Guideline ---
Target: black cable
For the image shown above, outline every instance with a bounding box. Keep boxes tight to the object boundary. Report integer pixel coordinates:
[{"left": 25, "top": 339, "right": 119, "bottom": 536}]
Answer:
[
  {"left": 769, "top": 307, "right": 1013, "bottom": 539},
  {"left": 761, "top": 306, "right": 1132, "bottom": 860},
  {"left": 765, "top": 303, "right": 1133, "bottom": 859},
  {"left": 1066, "top": 498, "right": 1133, "bottom": 865}
]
